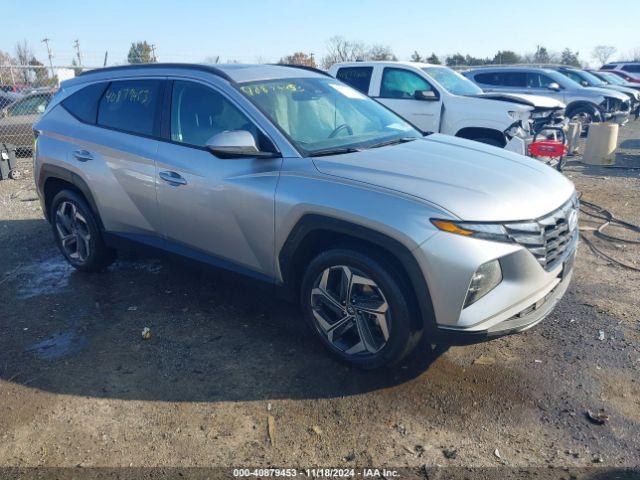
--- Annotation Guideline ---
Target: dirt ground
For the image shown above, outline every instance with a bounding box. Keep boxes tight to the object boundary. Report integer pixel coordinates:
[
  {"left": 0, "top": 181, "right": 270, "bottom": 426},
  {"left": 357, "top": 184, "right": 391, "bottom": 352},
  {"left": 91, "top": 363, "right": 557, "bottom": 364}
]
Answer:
[{"left": 0, "top": 122, "right": 639, "bottom": 478}]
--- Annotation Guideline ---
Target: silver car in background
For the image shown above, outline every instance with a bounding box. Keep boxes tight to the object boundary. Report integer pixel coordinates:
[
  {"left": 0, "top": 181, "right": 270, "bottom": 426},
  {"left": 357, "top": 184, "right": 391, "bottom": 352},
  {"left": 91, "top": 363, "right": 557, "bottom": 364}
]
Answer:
[
  {"left": 464, "top": 66, "right": 631, "bottom": 129},
  {"left": 33, "top": 64, "right": 578, "bottom": 368}
]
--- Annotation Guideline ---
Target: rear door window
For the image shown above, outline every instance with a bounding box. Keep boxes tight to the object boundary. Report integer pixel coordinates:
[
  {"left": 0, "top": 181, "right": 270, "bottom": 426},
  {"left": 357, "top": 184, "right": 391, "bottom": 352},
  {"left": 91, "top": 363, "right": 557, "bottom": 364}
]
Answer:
[
  {"left": 473, "top": 72, "right": 501, "bottom": 86},
  {"left": 335, "top": 67, "right": 373, "bottom": 94},
  {"left": 97, "top": 79, "right": 163, "bottom": 136},
  {"left": 62, "top": 82, "right": 108, "bottom": 124},
  {"left": 502, "top": 72, "right": 527, "bottom": 87},
  {"left": 527, "top": 73, "right": 554, "bottom": 88}
]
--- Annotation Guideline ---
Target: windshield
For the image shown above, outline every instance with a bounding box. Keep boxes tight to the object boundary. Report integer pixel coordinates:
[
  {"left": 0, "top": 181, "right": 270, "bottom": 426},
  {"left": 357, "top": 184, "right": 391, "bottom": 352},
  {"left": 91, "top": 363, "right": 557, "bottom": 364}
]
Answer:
[
  {"left": 600, "top": 72, "right": 626, "bottom": 85},
  {"left": 422, "top": 67, "right": 482, "bottom": 96},
  {"left": 239, "top": 78, "right": 421, "bottom": 155},
  {"left": 567, "top": 70, "right": 606, "bottom": 87}
]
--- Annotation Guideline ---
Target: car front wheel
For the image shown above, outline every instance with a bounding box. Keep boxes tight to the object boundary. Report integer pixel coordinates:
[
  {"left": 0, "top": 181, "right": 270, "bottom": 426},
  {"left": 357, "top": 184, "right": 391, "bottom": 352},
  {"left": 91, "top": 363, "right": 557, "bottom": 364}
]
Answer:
[{"left": 301, "top": 248, "right": 417, "bottom": 369}]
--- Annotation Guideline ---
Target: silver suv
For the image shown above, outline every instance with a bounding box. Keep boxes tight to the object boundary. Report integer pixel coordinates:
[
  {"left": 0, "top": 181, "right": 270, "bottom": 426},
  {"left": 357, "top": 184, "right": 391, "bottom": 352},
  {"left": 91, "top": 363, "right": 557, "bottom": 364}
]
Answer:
[
  {"left": 464, "top": 66, "right": 630, "bottom": 128},
  {"left": 34, "top": 64, "right": 578, "bottom": 368}
]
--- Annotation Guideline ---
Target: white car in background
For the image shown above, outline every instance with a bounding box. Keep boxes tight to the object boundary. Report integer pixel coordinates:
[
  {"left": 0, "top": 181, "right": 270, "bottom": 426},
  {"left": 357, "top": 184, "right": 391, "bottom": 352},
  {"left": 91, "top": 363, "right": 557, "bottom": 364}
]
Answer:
[{"left": 329, "top": 61, "right": 566, "bottom": 155}]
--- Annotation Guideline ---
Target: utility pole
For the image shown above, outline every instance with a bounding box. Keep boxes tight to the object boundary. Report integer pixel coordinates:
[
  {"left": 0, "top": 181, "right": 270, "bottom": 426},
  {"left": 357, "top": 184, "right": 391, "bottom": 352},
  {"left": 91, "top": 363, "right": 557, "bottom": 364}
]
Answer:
[
  {"left": 73, "top": 39, "right": 83, "bottom": 69},
  {"left": 103, "top": 51, "right": 108, "bottom": 67},
  {"left": 42, "top": 38, "right": 54, "bottom": 77}
]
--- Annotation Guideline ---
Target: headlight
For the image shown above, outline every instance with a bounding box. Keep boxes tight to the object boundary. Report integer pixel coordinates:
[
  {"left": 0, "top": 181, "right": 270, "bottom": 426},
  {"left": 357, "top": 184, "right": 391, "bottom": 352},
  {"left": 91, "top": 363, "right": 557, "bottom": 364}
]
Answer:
[
  {"left": 530, "top": 110, "right": 551, "bottom": 119},
  {"left": 507, "top": 110, "right": 529, "bottom": 121},
  {"left": 431, "top": 219, "right": 512, "bottom": 243},
  {"left": 464, "top": 260, "right": 503, "bottom": 308}
]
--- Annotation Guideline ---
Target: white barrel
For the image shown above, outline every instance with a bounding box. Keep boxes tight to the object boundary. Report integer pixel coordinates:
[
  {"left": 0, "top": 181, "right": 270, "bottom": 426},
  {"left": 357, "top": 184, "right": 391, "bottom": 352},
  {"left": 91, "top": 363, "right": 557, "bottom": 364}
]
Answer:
[
  {"left": 582, "top": 123, "right": 618, "bottom": 165},
  {"left": 566, "top": 122, "right": 581, "bottom": 154}
]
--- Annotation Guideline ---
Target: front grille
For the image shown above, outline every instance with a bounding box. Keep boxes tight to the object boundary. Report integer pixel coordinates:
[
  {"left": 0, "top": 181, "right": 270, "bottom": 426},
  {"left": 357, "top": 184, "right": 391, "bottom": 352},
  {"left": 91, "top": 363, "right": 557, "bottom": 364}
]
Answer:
[{"left": 504, "top": 198, "right": 578, "bottom": 271}]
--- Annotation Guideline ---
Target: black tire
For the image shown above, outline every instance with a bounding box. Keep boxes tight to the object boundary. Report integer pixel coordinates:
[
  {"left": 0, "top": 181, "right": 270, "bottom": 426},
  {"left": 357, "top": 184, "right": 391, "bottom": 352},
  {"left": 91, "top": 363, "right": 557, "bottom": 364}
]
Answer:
[
  {"left": 300, "top": 248, "right": 418, "bottom": 369},
  {"left": 567, "top": 105, "right": 600, "bottom": 136},
  {"left": 50, "top": 189, "right": 116, "bottom": 272}
]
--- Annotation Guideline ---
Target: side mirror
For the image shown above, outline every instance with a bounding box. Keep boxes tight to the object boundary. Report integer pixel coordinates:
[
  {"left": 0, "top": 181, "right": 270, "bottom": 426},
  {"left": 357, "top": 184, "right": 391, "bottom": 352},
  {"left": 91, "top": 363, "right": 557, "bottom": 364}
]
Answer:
[
  {"left": 414, "top": 89, "right": 438, "bottom": 101},
  {"left": 205, "top": 130, "right": 278, "bottom": 159},
  {"left": 547, "top": 82, "right": 561, "bottom": 91}
]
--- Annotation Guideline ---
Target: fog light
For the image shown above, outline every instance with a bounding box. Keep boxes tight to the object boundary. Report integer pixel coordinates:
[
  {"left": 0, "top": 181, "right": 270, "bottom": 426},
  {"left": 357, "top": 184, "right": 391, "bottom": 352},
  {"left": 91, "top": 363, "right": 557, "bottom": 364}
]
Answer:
[{"left": 463, "top": 260, "right": 502, "bottom": 308}]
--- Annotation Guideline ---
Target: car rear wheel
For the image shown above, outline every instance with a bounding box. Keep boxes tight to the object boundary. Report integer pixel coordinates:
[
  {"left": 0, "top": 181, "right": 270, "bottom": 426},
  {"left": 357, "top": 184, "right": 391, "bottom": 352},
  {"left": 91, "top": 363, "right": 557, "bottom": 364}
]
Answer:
[
  {"left": 301, "top": 248, "right": 416, "bottom": 369},
  {"left": 50, "top": 189, "right": 116, "bottom": 272}
]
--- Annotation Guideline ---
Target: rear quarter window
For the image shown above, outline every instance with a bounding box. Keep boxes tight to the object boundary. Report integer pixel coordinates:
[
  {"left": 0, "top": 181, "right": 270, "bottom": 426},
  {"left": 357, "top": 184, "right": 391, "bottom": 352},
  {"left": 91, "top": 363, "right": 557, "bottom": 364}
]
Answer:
[
  {"left": 335, "top": 67, "right": 373, "bottom": 94},
  {"left": 61, "top": 82, "right": 108, "bottom": 124},
  {"left": 97, "top": 79, "right": 163, "bottom": 136}
]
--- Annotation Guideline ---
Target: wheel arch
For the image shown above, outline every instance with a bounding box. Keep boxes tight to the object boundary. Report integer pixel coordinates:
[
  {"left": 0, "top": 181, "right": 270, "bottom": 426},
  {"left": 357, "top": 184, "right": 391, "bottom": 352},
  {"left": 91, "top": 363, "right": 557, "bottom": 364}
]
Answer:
[
  {"left": 39, "top": 164, "right": 104, "bottom": 230},
  {"left": 565, "top": 100, "right": 602, "bottom": 119},
  {"left": 278, "top": 214, "right": 436, "bottom": 333},
  {"left": 455, "top": 127, "right": 507, "bottom": 147}
]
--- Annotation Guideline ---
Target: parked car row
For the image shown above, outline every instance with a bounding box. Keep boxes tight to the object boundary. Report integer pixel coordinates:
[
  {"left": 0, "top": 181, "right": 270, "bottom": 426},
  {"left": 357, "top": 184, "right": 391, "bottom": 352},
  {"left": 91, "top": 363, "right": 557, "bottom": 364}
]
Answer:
[
  {"left": 329, "top": 61, "right": 567, "bottom": 157},
  {"left": 328, "top": 61, "right": 639, "bottom": 156}
]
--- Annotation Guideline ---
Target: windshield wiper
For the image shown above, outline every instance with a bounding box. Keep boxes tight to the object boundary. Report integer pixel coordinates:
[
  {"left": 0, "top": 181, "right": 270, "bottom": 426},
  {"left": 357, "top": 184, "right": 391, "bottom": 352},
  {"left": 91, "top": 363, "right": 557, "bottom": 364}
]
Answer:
[
  {"left": 366, "top": 137, "right": 418, "bottom": 149},
  {"left": 308, "top": 147, "right": 363, "bottom": 157}
]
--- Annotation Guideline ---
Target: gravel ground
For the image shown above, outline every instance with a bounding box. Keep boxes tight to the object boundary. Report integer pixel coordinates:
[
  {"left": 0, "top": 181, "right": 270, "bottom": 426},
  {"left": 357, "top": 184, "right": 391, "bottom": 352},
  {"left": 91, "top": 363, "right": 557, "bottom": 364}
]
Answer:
[{"left": 0, "top": 123, "right": 639, "bottom": 478}]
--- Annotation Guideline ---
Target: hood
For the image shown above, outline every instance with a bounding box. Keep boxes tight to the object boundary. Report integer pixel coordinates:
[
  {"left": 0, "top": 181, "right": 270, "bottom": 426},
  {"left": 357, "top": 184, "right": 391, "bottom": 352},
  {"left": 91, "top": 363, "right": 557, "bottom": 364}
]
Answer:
[
  {"left": 584, "top": 86, "right": 629, "bottom": 101},
  {"left": 601, "top": 84, "right": 640, "bottom": 100},
  {"left": 476, "top": 92, "right": 565, "bottom": 109},
  {"left": 312, "top": 134, "right": 575, "bottom": 222}
]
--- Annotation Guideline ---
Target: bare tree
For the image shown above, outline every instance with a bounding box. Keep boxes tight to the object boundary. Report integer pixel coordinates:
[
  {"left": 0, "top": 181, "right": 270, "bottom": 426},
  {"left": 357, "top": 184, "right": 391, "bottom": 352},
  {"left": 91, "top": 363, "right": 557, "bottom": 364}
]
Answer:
[
  {"left": 628, "top": 47, "right": 640, "bottom": 61},
  {"left": 203, "top": 55, "right": 221, "bottom": 64},
  {"left": 279, "top": 52, "right": 317, "bottom": 68},
  {"left": 367, "top": 44, "right": 397, "bottom": 61},
  {"left": 14, "top": 40, "right": 33, "bottom": 83},
  {"left": 591, "top": 45, "right": 617, "bottom": 65},
  {"left": 321, "top": 36, "right": 367, "bottom": 69}
]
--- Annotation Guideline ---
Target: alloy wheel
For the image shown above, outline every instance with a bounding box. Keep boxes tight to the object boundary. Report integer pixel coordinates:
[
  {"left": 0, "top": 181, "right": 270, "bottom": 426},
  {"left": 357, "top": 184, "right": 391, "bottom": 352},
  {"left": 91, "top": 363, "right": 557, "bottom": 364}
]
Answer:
[
  {"left": 310, "top": 265, "right": 390, "bottom": 355},
  {"left": 55, "top": 201, "right": 91, "bottom": 263}
]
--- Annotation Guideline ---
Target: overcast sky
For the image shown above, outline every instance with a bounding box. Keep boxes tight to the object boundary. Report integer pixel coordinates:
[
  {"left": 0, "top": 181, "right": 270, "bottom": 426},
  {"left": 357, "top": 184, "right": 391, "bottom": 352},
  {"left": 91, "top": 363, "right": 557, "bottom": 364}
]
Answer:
[{"left": 2, "top": 0, "right": 638, "bottom": 67}]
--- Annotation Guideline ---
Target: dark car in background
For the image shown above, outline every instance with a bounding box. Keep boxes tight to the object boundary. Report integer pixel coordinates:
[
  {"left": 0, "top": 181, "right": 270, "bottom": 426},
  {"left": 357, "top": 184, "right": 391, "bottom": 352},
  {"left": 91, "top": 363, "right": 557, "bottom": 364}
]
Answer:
[{"left": 0, "top": 89, "right": 54, "bottom": 152}]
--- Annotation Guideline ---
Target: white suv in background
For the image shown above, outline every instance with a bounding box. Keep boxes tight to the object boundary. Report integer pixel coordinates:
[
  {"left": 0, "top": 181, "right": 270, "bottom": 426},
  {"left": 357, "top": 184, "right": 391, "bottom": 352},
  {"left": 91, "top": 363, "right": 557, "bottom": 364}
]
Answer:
[
  {"left": 601, "top": 62, "right": 640, "bottom": 81},
  {"left": 329, "top": 61, "right": 566, "bottom": 155}
]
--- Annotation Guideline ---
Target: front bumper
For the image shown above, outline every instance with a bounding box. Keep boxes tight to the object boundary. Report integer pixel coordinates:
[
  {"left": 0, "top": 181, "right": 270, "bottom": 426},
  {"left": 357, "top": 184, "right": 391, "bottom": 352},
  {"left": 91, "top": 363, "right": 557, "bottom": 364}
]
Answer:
[
  {"left": 433, "top": 260, "right": 573, "bottom": 345},
  {"left": 605, "top": 110, "right": 629, "bottom": 126},
  {"left": 413, "top": 224, "right": 577, "bottom": 344}
]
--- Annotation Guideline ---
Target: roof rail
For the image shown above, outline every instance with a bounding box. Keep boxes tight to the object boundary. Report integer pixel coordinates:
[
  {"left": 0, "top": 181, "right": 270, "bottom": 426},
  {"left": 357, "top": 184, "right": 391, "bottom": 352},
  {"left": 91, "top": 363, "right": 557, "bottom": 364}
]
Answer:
[
  {"left": 272, "top": 63, "right": 332, "bottom": 78},
  {"left": 460, "top": 63, "right": 577, "bottom": 69},
  {"left": 78, "top": 63, "right": 235, "bottom": 83}
]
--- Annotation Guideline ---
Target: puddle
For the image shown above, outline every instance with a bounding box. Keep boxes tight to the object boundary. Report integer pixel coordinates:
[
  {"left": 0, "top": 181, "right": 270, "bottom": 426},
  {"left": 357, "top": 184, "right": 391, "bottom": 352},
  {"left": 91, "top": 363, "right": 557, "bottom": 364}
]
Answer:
[
  {"left": 26, "top": 330, "right": 88, "bottom": 361},
  {"left": 16, "top": 257, "right": 74, "bottom": 299}
]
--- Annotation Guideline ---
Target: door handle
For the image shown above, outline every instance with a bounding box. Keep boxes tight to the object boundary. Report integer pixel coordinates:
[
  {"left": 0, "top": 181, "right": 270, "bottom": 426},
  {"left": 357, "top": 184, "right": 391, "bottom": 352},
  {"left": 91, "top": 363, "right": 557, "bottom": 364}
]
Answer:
[
  {"left": 159, "top": 170, "right": 187, "bottom": 186},
  {"left": 73, "top": 149, "right": 93, "bottom": 162}
]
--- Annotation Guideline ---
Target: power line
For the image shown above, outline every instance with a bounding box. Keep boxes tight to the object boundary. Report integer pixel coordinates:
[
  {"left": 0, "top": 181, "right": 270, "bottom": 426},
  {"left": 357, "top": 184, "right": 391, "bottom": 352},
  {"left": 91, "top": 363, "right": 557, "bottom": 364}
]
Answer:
[
  {"left": 73, "top": 39, "right": 83, "bottom": 68},
  {"left": 41, "top": 37, "right": 54, "bottom": 77}
]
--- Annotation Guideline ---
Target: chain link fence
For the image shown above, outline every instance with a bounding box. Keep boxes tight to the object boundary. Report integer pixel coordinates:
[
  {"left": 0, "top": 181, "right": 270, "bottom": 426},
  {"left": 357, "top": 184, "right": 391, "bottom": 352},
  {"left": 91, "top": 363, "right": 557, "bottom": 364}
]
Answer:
[{"left": 0, "top": 64, "right": 90, "bottom": 159}]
